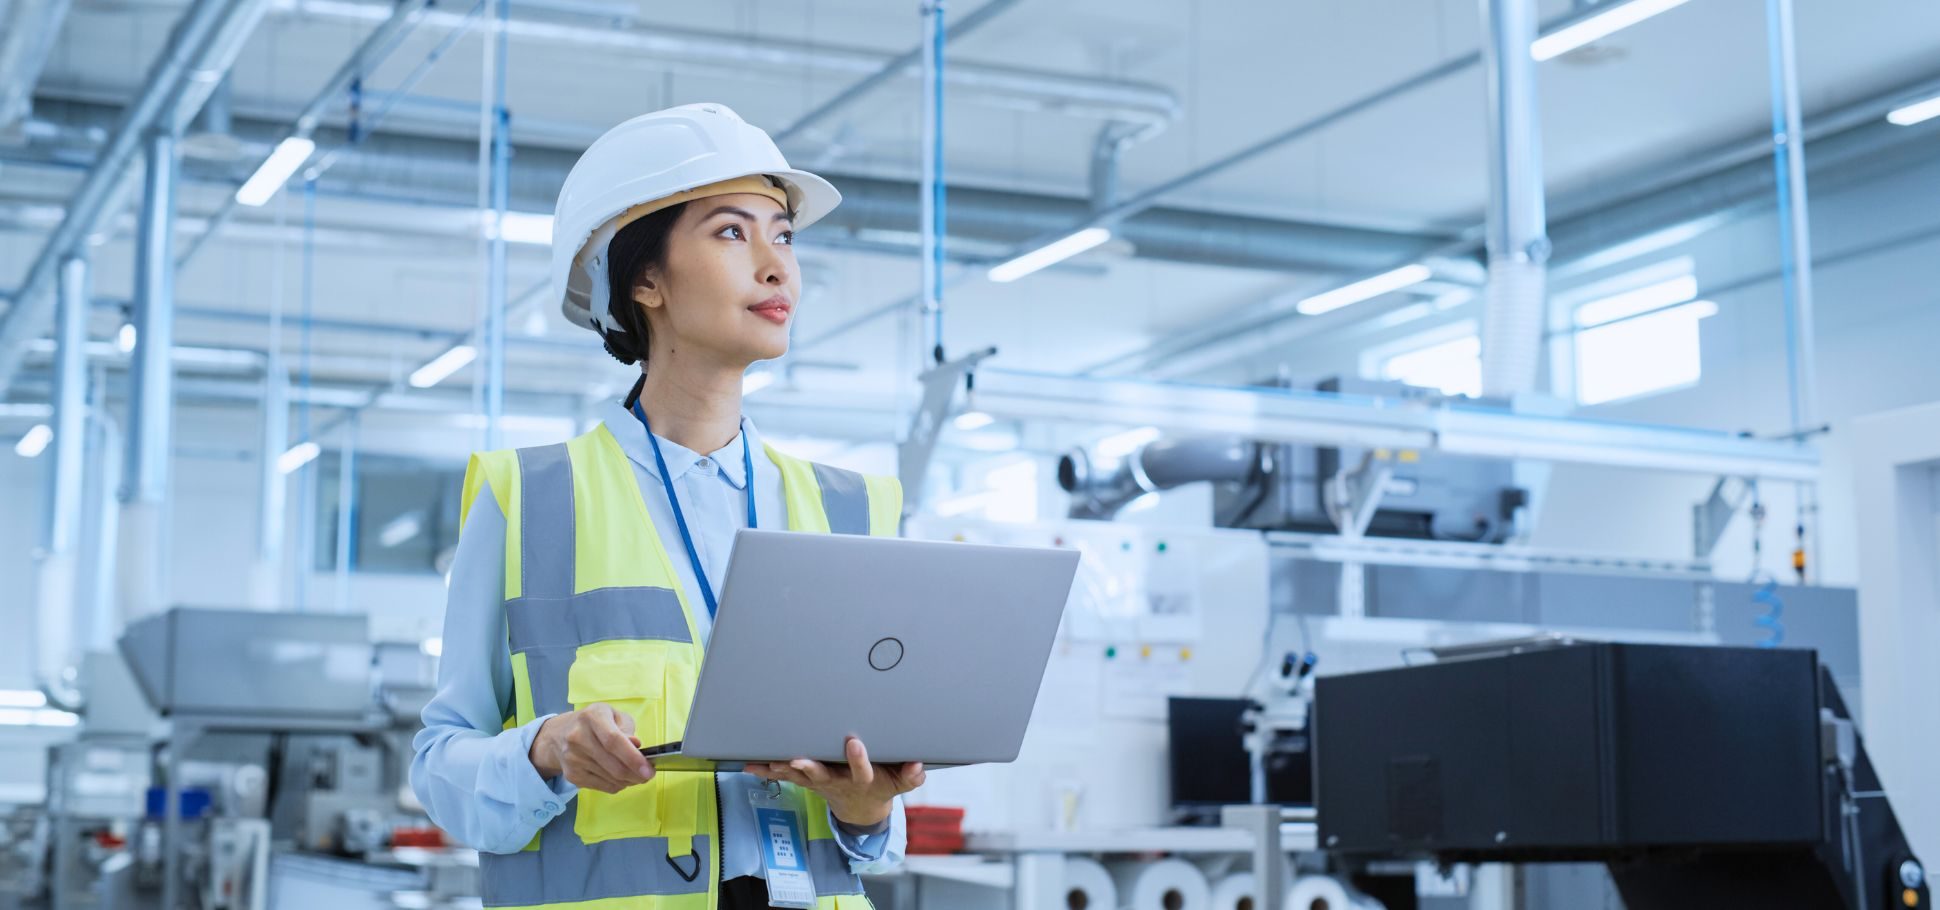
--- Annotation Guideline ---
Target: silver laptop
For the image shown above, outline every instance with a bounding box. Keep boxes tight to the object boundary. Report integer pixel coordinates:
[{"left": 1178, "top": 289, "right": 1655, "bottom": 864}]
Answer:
[{"left": 640, "top": 529, "right": 1078, "bottom": 771}]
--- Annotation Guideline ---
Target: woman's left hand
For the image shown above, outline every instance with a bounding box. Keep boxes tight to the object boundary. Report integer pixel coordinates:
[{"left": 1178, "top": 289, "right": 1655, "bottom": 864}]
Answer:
[{"left": 746, "top": 736, "right": 926, "bottom": 828}]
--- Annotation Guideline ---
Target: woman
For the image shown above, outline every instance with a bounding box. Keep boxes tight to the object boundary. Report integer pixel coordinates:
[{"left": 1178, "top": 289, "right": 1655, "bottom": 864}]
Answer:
[{"left": 411, "top": 103, "right": 921, "bottom": 910}]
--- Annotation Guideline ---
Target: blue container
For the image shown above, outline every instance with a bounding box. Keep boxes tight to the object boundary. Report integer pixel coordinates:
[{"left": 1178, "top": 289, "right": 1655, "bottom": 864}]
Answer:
[{"left": 144, "top": 787, "right": 212, "bottom": 820}]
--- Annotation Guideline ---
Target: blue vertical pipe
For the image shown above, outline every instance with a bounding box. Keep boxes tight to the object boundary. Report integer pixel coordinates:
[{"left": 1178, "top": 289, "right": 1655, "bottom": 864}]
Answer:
[
  {"left": 918, "top": 0, "right": 946, "bottom": 363},
  {"left": 1763, "top": 0, "right": 1819, "bottom": 434},
  {"left": 295, "top": 178, "right": 317, "bottom": 613},
  {"left": 483, "top": 0, "right": 510, "bottom": 450}
]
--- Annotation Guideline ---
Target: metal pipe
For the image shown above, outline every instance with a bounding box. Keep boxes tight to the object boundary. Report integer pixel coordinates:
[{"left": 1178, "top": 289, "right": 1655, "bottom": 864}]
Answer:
[
  {"left": 1764, "top": 0, "right": 1819, "bottom": 434},
  {"left": 253, "top": 359, "right": 289, "bottom": 607},
  {"left": 0, "top": 0, "right": 75, "bottom": 127},
  {"left": 1476, "top": 0, "right": 1549, "bottom": 398},
  {"left": 482, "top": 0, "right": 509, "bottom": 450},
  {"left": 81, "top": 368, "right": 120, "bottom": 652},
  {"left": 1058, "top": 436, "right": 1258, "bottom": 520},
  {"left": 918, "top": 0, "right": 946, "bottom": 363},
  {"left": 25, "top": 96, "right": 1445, "bottom": 275},
  {"left": 34, "top": 254, "right": 90, "bottom": 706},
  {"left": 287, "top": 0, "right": 1177, "bottom": 128},
  {"left": 0, "top": 0, "right": 265, "bottom": 398},
  {"left": 117, "top": 129, "right": 179, "bottom": 626},
  {"left": 774, "top": 0, "right": 1015, "bottom": 145},
  {"left": 333, "top": 415, "right": 356, "bottom": 612}
]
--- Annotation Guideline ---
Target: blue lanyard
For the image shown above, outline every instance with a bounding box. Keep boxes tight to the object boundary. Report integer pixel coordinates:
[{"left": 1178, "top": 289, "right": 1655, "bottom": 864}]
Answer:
[{"left": 629, "top": 400, "right": 756, "bottom": 619}]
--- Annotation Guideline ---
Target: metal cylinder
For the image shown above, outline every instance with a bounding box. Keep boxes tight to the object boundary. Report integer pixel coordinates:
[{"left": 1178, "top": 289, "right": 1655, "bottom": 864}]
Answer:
[
  {"left": 1059, "top": 436, "right": 1257, "bottom": 519},
  {"left": 1477, "top": 0, "right": 1550, "bottom": 398}
]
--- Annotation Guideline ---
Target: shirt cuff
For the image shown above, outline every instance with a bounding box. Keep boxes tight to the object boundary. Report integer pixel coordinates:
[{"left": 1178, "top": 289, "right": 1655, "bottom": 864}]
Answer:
[
  {"left": 508, "top": 713, "right": 577, "bottom": 825},
  {"left": 828, "top": 806, "right": 891, "bottom": 861}
]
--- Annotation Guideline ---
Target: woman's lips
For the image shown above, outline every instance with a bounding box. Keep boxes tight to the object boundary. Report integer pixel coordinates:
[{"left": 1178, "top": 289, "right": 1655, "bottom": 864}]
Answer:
[{"left": 749, "top": 297, "right": 792, "bottom": 324}]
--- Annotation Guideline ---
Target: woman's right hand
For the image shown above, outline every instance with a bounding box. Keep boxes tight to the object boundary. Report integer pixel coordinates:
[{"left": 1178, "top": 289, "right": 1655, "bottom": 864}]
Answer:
[{"left": 529, "top": 703, "right": 657, "bottom": 793}]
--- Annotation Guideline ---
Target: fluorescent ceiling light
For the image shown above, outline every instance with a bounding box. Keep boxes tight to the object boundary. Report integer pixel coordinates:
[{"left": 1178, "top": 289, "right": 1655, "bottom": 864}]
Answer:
[
  {"left": 1296, "top": 264, "right": 1434, "bottom": 316},
  {"left": 1096, "top": 425, "right": 1161, "bottom": 458},
  {"left": 278, "top": 440, "right": 321, "bottom": 475},
  {"left": 0, "top": 708, "right": 79, "bottom": 727},
  {"left": 235, "top": 137, "right": 317, "bottom": 207},
  {"left": 0, "top": 690, "right": 47, "bottom": 708},
  {"left": 1887, "top": 93, "right": 1940, "bottom": 126},
  {"left": 14, "top": 424, "right": 52, "bottom": 458},
  {"left": 116, "top": 323, "right": 137, "bottom": 353},
  {"left": 486, "top": 210, "right": 555, "bottom": 246},
  {"left": 409, "top": 344, "right": 477, "bottom": 389},
  {"left": 953, "top": 411, "right": 995, "bottom": 431},
  {"left": 742, "top": 371, "right": 777, "bottom": 395},
  {"left": 1574, "top": 275, "right": 1699, "bottom": 327},
  {"left": 1531, "top": 0, "right": 1690, "bottom": 62},
  {"left": 988, "top": 227, "right": 1112, "bottom": 283},
  {"left": 379, "top": 513, "right": 424, "bottom": 548}
]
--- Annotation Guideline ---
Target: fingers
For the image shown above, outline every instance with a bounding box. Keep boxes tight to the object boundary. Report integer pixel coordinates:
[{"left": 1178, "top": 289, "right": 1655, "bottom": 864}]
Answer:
[
  {"left": 900, "top": 761, "right": 926, "bottom": 792},
  {"left": 789, "top": 759, "right": 835, "bottom": 788},
  {"left": 846, "top": 738, "right": 875, "bottom": 787},
  {"left": 565, "top": 704, "right": 653, "bottom": 793},
  {"left": 762, "top": 763, "right": 813, "bottom": 788}
]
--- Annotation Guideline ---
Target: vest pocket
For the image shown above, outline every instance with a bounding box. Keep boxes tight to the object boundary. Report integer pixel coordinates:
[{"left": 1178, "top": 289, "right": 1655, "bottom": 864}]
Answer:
[{"left": 567, "top": 639, "right": 693, "bottom": 842}]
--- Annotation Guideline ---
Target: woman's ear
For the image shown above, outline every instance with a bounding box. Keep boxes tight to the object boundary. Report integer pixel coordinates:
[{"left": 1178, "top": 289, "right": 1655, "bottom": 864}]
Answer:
[{"left": 630, "top": 276, "right": 661, "bottom": 310}]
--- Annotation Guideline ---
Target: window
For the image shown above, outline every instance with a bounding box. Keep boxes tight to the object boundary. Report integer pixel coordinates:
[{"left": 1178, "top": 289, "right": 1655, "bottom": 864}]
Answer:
[
  {"left": 1566, "top": 263, "right": 1715, "bottom": 405},
  {"left": 316, "top": 452, "right": 466, "bottom": 574},
  {"left": 1366, "top": 321, "right": 1481, "bottom": 397}
]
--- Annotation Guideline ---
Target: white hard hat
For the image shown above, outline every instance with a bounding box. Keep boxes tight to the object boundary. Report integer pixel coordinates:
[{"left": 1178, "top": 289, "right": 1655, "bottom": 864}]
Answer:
[{"left": 552, "top": 103, "right": 841, "bottom": 337}]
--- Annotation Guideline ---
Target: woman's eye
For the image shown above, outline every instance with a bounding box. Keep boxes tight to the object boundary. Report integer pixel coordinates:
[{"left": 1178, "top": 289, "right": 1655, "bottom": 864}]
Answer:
[
  {"left": 718, "top": 225, "right": 745, "bottom": 240},
  {"left": 776, "top": 231, "right": 795, "bottom": 245}
]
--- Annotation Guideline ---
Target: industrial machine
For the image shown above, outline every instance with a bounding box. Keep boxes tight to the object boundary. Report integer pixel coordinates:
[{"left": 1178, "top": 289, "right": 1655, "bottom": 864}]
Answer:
[
  {"left": 1313, "top": 641, "right": 1928, "bottom": 910},
  {"left": 1058, "top": 377, "right": 1525, "bottom": 542},
  {"left": 0, "top": 607, "right": 483, "bottom": 910}
]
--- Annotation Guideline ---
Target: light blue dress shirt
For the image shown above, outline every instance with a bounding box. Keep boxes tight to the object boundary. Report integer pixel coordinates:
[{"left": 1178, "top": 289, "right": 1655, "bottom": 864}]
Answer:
[{"left": 410, "top": 401, "right": 906, "bottom": 877}]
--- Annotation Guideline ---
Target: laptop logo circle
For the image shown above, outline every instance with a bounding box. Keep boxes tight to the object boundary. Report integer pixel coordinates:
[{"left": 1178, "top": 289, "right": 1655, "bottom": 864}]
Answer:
[{"left": 868, "top": 637, "right": 905, "bottom": 672}]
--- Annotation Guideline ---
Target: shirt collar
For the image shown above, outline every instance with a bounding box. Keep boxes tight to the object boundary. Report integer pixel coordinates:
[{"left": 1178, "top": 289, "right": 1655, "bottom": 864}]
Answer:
[{"left": 600, "top": 399, "right": 764, "bottom": 491}]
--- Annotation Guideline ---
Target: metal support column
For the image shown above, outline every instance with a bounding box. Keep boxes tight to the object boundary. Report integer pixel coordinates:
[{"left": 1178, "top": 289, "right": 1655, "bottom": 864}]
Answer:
[
  {"left": 333, "top": 415, "right": 356, "bottom": 611},
  {"left": 482, "top": 0, "right": 509, "bottom": 449},
  {"left": 251, "top": 349, "right": 288, "bottom": 607},
  {"left": 83, "top": 368, "right": 122, "bottom": 652},
  {"left": 1477, "top": 0, "right": 1550, "bottom": 398},
  {"left": 1763, "top": 0, "right": 1819, "bottom": 434},
  {"left": 917, "top": 0, "right": 946, "bottom": 364},
  {"left": 36, "top": 254, "right": 90, "bottom": 701},
  {"left": 119, "top": 128, "right": 179, "bottom": 624},
  {"left": 1765, "top": 0, "right": 1822, "bottom": 582}
]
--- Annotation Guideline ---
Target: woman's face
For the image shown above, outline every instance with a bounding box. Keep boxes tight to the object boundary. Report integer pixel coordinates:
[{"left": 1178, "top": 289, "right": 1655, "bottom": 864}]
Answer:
[{"left": 635, "top": 192, "right": 800, "bottom": 369}]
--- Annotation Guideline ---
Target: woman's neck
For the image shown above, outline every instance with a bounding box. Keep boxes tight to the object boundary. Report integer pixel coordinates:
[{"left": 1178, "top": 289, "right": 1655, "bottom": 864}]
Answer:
[{"left": 636, "top": 360, "right": 745, "bottom": 455}]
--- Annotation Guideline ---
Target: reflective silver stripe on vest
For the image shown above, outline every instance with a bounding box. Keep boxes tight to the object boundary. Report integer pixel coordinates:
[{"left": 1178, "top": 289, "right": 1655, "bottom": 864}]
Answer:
[
  {"left": 507, "top": 588, "right": 691, "bottom": 718},
  {"left": 807, "top": 838, "right": 869, "bottom": 896},
  {"left": 507, "top": 588, "right": 692, "bottom": 652},
  {"left": 517, "top": 444, "right": 575, "bottom": 599},
  {"left": 481, "top": 805, "right": 713, "bottom": 907},
  {"left": 809, "top": 462, "right": 870, "bottom": 535}
]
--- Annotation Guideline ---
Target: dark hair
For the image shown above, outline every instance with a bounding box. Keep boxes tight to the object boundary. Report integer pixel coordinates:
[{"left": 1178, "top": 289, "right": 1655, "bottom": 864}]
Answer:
[{"left": 599, "top": 202, "right": 689, "bottom": 366}]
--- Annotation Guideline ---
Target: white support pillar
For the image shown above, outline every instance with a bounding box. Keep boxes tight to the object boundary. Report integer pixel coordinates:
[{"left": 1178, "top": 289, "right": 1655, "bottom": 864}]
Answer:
[{"left": 1850, "top": 402, "right": 1940, "bottom": 860}]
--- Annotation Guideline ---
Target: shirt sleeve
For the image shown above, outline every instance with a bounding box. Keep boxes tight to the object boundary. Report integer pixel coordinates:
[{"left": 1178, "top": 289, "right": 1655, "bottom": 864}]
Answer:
[
  {"left": 409, "top": 492, "right": 580, "bottom": 854},
  {"left": 828, "top": 795, "right": 906, "bottom": 873}
]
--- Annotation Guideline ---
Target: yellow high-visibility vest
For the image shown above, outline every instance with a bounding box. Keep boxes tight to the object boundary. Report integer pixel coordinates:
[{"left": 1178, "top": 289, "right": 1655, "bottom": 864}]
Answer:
[{"left": 459, "top": 423, "right": 902, "bottom": 910}]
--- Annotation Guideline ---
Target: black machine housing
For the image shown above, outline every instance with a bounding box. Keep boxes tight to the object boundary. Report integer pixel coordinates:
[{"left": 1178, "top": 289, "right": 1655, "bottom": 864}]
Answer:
[{"left": 1313, "top": 642, "right": 1928, "bottom": 910}]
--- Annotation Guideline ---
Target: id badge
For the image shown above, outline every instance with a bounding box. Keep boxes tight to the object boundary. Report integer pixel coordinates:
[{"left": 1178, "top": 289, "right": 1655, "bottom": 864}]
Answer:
[{"left": 747, "top": 785, "right": 817, "bottom": 909}]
